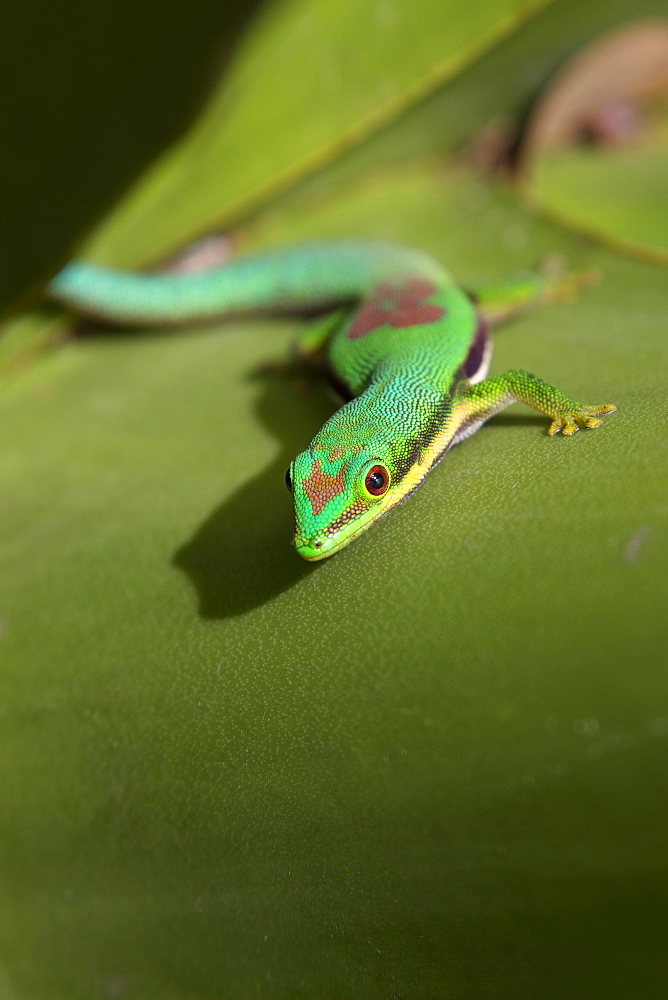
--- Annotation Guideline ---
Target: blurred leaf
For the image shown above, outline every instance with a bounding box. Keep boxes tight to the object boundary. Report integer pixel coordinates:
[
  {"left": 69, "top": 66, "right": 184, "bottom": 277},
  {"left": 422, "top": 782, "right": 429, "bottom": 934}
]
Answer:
[
  {"left": 1, "top": 165, "right": 666, "bottom": 998},
  {"left": 519, "top": 20, "right": 668, "bottom": 150},
  {"left": 520, "top": 19, "right": 668, "bottom": 261},
  {"left": 76, "top": 0, "right": 668, "bottom": 269},
  {"left": 528, "top": 111, "right": 668, "bottom": 261},
  {"left": 0, "top": 0, "right": 266, "bottom": 311},
  {"left": 270, "top": 0, "right": 668, "bottom": 211},
  {"left": 80, "top": 0, "right": 554, "bottom": 266}
]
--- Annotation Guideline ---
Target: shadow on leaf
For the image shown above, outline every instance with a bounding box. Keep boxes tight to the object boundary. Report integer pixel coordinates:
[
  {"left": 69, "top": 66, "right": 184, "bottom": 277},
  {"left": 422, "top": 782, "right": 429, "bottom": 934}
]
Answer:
[{"left": 173, "top": 367, "right": 329, "bottom": 619}]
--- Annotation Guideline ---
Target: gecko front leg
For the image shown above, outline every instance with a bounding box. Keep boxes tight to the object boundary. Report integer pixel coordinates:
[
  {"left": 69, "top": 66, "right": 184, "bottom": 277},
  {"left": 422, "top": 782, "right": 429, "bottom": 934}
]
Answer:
[{"left": 455, "top": 369, "right": 616, "bottom": 439}]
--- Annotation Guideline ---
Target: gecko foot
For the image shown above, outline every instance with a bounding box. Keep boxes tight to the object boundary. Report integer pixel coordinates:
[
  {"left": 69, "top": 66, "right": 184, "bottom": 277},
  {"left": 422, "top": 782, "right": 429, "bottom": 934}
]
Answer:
[{"left": 548, "top": 402, "right": 616, "bottom": 436}]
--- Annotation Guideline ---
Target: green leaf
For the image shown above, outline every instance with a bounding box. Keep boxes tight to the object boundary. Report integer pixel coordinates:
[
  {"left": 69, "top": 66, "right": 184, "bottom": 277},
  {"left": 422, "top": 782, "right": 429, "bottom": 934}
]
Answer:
[
  {"left": 2, "top": 0, "right": 668, "bottom": 994},
  {"left": 1, "top": 165, "right": 666, "bottom": 998}
]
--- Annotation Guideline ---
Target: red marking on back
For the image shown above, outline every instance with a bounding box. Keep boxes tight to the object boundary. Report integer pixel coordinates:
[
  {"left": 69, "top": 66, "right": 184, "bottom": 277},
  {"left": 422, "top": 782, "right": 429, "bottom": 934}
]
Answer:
[
  {"left": 302, "top": 459, "right": 347, "bottom": 516},
  {"left": 348, "top": 278, "right": 445, "bottom": 339}
]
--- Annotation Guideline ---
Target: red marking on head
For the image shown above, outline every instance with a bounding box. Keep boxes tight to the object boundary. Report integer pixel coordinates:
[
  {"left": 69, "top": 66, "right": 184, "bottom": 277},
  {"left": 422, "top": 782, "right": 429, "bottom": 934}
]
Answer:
[
  {"left": 302, "top": 459, "right": 347, "bottom": 516},
  {"left": 348, "top": 278, "right": 445, "bottom": 339}
]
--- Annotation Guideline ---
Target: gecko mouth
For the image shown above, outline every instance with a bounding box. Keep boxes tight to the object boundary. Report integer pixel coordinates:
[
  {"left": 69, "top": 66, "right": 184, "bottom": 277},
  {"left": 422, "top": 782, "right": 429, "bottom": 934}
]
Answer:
[
  {"left": 293, "top": 508, "right": 379, "bottom": 560},
  {"left": 293, "top": 535, "right": 339, "bottom": 561}
]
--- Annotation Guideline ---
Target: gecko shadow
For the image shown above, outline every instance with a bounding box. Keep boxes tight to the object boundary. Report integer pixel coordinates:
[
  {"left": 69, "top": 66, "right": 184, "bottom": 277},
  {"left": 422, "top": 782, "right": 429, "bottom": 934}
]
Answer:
[{"left": 172, "top": 368, "right": 333, "bottom": 619}]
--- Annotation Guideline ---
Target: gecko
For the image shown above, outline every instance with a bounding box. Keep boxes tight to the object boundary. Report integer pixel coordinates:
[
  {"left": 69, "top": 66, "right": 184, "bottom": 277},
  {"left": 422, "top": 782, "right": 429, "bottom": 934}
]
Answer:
[{"left": 48, "top": 240, "right": 616, "bottom": 560}]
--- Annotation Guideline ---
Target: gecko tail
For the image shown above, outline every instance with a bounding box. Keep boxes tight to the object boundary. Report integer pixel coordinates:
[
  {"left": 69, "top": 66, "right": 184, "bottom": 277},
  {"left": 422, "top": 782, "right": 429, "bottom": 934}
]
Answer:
[{"left": 47, "top": 241, "right": 450, "bottom": 327}]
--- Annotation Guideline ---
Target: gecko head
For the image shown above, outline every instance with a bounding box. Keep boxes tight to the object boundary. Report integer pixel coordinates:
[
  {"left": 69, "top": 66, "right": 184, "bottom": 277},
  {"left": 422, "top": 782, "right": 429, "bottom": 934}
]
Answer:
[{"left": 286, "top": 444, "right": 399, "bottom": 561}]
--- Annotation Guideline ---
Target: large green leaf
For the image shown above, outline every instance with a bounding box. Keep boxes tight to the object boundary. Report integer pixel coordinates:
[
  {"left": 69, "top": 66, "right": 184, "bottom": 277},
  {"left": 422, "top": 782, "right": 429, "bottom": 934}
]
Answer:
[
  {"left": 2, "top": 0, "right": 668, "bottom": 995},
  {"left": 1, "top": 165, "right": 666, "bottom": 998}
]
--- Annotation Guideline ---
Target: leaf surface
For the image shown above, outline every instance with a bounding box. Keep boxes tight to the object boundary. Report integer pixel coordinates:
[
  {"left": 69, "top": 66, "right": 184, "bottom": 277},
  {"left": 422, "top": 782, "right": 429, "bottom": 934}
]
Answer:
[{"left": 1, "top": 166, "right": 666, "bottom": 998}]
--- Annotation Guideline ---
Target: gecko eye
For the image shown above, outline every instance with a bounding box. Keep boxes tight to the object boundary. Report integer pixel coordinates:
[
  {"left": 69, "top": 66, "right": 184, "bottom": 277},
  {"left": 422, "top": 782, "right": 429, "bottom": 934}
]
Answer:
[
  {"left": 364, "top": 464, "right": 390, "bottom": 497},
  {"left": 284, "top": 467, "right": 292, "bottom": 492}
]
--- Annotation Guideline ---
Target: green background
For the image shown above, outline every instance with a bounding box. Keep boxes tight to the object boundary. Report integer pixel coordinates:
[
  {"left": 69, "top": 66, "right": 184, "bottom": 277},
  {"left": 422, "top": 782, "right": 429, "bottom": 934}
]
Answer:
[{"left": 1, "top": 0, "right": 666, "bottom": 997}]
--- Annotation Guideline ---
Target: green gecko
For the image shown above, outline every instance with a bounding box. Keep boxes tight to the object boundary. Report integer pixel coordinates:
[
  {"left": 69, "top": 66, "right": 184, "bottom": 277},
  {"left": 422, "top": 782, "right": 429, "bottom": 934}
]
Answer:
[{"left": 48, "top": 240, "right": 616, "bottom": 560}]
